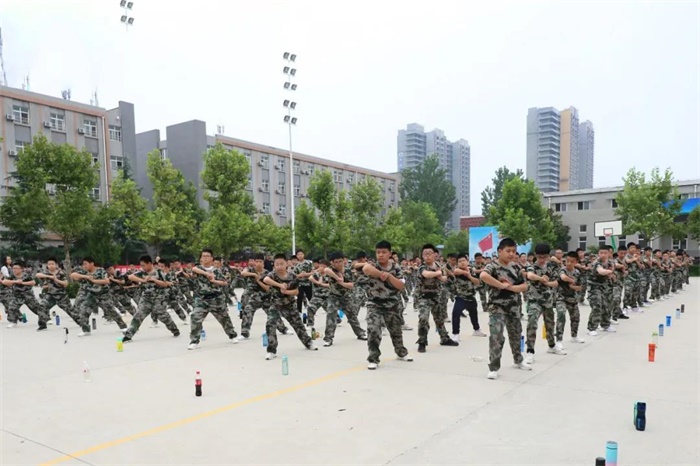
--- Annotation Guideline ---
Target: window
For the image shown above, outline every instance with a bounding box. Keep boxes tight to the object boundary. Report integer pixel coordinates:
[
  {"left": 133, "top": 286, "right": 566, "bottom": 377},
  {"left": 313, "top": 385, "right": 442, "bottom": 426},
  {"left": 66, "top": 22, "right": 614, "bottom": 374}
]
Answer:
[
  {"left": 160, "top": 149, "right": 167, "bottom": 159},
  {"left": 246, "top": 178, "right": 252, "bottom": 191},
  {"left": 15, "top": 141, "right": 28, "bottom": 153},
  {"left": 50, "top": 112, "right": 65, "bottom": 131},
  {"left": 262, "top": 202, "right": 270, "bottom": 214},
  {"left": 577, "top": 201, "right": 591, "bottom": 211},
  {"left": 293, "top": 160, "right": 300, "bottom": 174},
  {"left": 610, "top": 199, "right": 618, "bottom": 208},
  {"left": 294, "top": 184, "right": 301, "bottom": 197},
  {"left": 260, "top": 155, "right": 269, "bottom": 169},
  {"left": 578, "top": 236, "right": 587, "bottom": 250},
  {"left": 672, "top": 237, "right": 688, "bottom": 250},
  {"left": 579, "top": 225, "right": 587, "bottom": 234},
  {"left": 91, "top": 155, "right": 100, "bottom": 167},
  {"left": 278, "top": 204, "right": 286, "bottom": 216},
  {"left": 261, "top": 179, "right": 269, "bottom": 192},
  {"left": 276, "top": 159, "right": 285, "bottom": 171},
  {"left": 109, "top": 125, "right": 122, "bottom": 141},
  {"left": 12, "top": 104, "right": 29, "bottom": 125},
  {"left": 91, "top": 188, "right": 101, "bottom": 199},
  {"left": 389, "top": 181, "right": 395, "bottom": 191},
  {"left": 83, "top": 119, "right": 97, "bottom": 138},
  {"left": 110, "top": 155, "right": 124, "bottom": 170},
  {"left": 598, "top": 236, "right": 606, "bottom": 247},
  {"left": 618, "top": 235, "right": 627, "bottom": 248},
  {"left": 277, "top": 181, "right": 285, "bottom": 193},
  {"left": 333, "top": 170, "right": 343, "bottom": 183}
]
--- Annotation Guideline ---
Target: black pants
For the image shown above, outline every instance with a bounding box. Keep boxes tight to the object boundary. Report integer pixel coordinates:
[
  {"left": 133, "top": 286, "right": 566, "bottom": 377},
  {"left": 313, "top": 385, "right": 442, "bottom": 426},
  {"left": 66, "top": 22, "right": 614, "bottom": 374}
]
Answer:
[
  {"left": 297, "top": 286, "right": 313, "bottom": 314},
  {"left": 452, "top": 296, "right": 479, "bottom": 334}
]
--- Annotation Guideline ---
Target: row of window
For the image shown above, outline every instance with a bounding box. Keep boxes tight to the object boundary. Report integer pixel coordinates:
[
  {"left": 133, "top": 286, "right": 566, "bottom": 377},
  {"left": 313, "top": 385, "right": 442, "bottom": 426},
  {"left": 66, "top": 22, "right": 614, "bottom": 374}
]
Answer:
[{"left": 10, "top": 103, "right": 122, "bottom": 141}]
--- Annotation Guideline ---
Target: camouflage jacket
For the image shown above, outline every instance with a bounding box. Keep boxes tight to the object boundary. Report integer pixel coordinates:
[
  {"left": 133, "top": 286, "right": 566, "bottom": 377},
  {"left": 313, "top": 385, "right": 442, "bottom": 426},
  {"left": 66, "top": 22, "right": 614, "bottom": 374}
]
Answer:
[
  {"left": 192, "top": 265, "right": 226, "bottom": 299},
  {"left": 557, "top": 267, "right": 581, "bottom": 303},
  {"left": 41, "top": 269, "right": 68, "bottom": 297},
  {"left": 588, "top": 260, "right": 613, "bottom": 289},
  {"left": 364, "top": 261, "right": 404, "bottom": 308},
  {"left": 86, "top": 268, "right": 109, "bottom": 295},
  {"left": 244, "top": 267, "right": 269, "bottom": 297},
  {"left": 624, "top": 256, "right": 641, "bottom": 280},
  {"left": 416, "top": 263, "right": 443, "bottom": 296},
  {"left": 311, "top": 270, "right": 330, "bottom": 298},
  {"left": 610, "top": 258, "right": 625, "bottom": 285},
  {"left": 452, "top": 267, "right": 477, "bottom": 299},
  {"left": 293, "top": 260, "right": 313, "bottom": 287},
  {"left": 74, "top": 267, "right": 91, "bottom": 292},
  {"left": 131, "top": 268, "right": 169, "bottom": 300},
  {"left": 328, "top": 266, "right": 353, "bottom": 298},
  {"left": 163, "top": 270, "right": 178, "bottom": 298},
  {"left": 267, "top": 271, "right": 299, "bottom": 309},
  {"left": 11, "top": 271, "right": 37, "bottom": 297},
  {"left": 481, "top": 261, "right": 525, "bottom": 309},
  {"left": 526, "top": 261, "right": 559, "bottom": 303}
]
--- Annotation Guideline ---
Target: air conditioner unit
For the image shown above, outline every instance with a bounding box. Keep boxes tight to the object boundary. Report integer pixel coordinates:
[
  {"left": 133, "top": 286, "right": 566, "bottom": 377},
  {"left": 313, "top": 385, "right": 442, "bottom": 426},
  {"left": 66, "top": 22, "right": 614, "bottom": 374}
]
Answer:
[
  {"left": 275, "top": 189, "right": 282, "bottom": 194},
  {"left": 258, "top": 161, "right": 265, "bottom": 167},
  {"left": 276, "top": 209, "right": 283, "bottom": 215},
  {"left": 303, "top": 170, "right": 310, "bottom": 175},
  {"left": 8, "top": 150, "right": 17, "bottom": 157},
  {"left": 258, "top": 187, "right": 264, "bottom": 192},
  {"left": 43, "top": 121, "right": 52, "bottom": 128},
  {"left": 258, "top": 209, "right": 265, "bottom": 214},
  {"left": 78, "top": 128, "right": 86, "bottom": 135},
  {"left": 274, "top": 164, "right": 281, "bottom": 170},
  {"left": 5, "top": 114, "right": 15, "bottom": 121}
]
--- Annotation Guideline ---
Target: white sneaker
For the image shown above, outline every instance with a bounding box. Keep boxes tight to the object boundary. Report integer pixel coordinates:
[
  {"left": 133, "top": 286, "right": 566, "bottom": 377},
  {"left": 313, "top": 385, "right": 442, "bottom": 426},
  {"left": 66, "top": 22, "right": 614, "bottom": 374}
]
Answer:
[
  {"left": 231, "top": 337, "right": 239, "bottom": 344},
  {"left": 150, "top": 322, "right": 159, "bottom": 328},
  {"left": 6, "top": 323, "right": 16, "bottom": 328},
  {"left": 570, "top": 336, "right": 586, "bottom": 343},
  {"left": 239, "top": 335, "right": 250, "bottom": 340},
  {"left": 401, "top": 324, "right": 413, "bottom": 331},
  {"left": 397, "top": 354, "right": 413, "bottom": 362},
  {"left": 265, "top": 352, "right": 277, "bottom": 360},
  {"left": 597, "top": 326, "right": 603, "bottom": 331},
  {"left": 587, "top": 330, "right": 598, "bottom": 336},
  {"left": 284, "top": 328, "right": 294, "bottom": 335},
  {"left": 487, "top": 371, "right": 498, "bottom": 380},
  {"left": 451, "top": 334, "right": 460, "bottom": 342},
  {"left": 472, "top": 330, "right": 487, "bottom": 337},
  {"left": 187, "top": 343, "right": 199, "bottom": 350},
  {"left": 648, "top": 298, "right": 656, "bottom": 302},
  {"left": 307, "top": 342, "right": 318, "bottom": 351},
  {"left": 382, "top": 328, "right": 388, "bottom": 336},
  {"left": 323, "top": 340, "right": 332, "bottom": 347},
  {"left": 524, "top": 353, "right": 535, "bottom": 364},
  {"left": 368, "top": 362, "right": 378, "bottom": 370},
  {"left": 610, "top": 320, "right": 620, "bottom": 325},
  {"left": 604, "top": 327, "right": 617, "bottom": 333},
  {"left": 77, "top": 331, "right": 91, "bottom": 337},
  {"left": 547, "top": 345, "right": 567, "bottom": 355},
  {"left": 515, "top": 362, "right": 532, "bottom": 371},
  {"left": 121, "top": 328, "right": 128, "bottom": 334},
  {"left": 622, "top": 309, "right": 630, "bottom": 316}
]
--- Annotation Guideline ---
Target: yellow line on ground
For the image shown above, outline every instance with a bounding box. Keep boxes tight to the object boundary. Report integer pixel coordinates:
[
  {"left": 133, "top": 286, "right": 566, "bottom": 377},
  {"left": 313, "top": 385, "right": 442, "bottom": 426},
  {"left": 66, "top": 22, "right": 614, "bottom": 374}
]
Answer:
[{"left": 39, "top": 364, "right": 364, "bottom": 466}]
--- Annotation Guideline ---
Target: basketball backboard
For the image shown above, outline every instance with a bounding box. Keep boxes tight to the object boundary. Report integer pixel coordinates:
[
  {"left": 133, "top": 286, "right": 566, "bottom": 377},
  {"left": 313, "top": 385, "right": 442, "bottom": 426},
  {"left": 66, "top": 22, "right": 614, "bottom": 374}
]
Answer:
[{"left": 594, "top": 220, "right": 623, "bottom": 237}]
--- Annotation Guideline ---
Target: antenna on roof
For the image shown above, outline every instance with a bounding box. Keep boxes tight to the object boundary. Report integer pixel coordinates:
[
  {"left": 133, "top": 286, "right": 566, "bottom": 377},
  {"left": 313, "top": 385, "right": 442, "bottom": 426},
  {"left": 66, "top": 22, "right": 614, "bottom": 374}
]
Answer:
[
  {"left": 61, "top": 89, "right": 71, "bottom": 100},
  {"left": 0, "top": 28, "right": 8, "bottom": 87}
]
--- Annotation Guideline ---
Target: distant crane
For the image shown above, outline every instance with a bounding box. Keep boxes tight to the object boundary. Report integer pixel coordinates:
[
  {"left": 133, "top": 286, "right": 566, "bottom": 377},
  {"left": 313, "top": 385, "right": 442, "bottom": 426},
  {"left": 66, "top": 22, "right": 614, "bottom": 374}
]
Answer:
[{"left": 0, "top": 27, "right": 7, "bottom": 86}]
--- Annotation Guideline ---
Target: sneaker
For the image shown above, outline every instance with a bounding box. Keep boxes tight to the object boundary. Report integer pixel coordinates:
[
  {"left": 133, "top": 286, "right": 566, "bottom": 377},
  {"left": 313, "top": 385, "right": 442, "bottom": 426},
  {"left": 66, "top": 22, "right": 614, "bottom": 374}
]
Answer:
[
  {"left": 323, "top": 340, "right": 333, "bottom": 347},
  {"left": 597, "top": 326, "right": 604, "bottom": 331},
  {"left": 451, "top": 333, "right": 460, "bottom": 342},
  {"left": 149, "top": 322, "right": 159, "bottom": 328},
  {"left": 240, "top": 334, "right": 250, "bottom": 340},
  {"left": 648, "top": 298, "right": 656, "bottom": 302},
  {"left": 472, "top": 330, "right": 487, "bottom": 337},
  {"left": 357, "top": 335, "right": 368, "bottom": 341},
  {"left": 547, "top": 345, "right": 567, "bottom": 355},
  {"left": 121, "top": 335, "right": 132, "bottom": 342},
  {"left": 603, "top": 327, "right": 617, "bottom": 333},
  {"left": 121, "top": 328, "right": 128, "bottom": 334},
  {"left": 515, "top": 362, "right": 532, "bottom": 371},
  {"left": 610, "top": 319, "right": 619, "bottom": 325},
  {"left": 401, "top": 324, "right": 413, "bottom": 331},
  {"left": 265, "top": 352, "right": 277, "bottom": 360},
  {"left": 307, "top": 342, "right": 318, "bottom": 351},
  {"left": 487, "top": 371, "right": 498, "bottom": 380},
  {"left": 382, "top": 328, "right": 388, "bottom": 336},
  {"left": 555, "top": 341, "right": 565, "bottom": 351},
  {"left": 6, "top": 323, "right": 16, "bottom": 328},
  {"left": 418, "top": 343, "right": 426, "bottom": 353},
  {"left": 37, "top": 325, "right": 48, "bottom": 332},
  {"left": 173, "top": 330, "right": 180, "bottom": 337},
  {"left": 231, "top": 337, "right": 239, "bottom": 344},
  {"left": 284, "top": 328, "right": 294, "bottom": 335},
  {"left": 78, "top": 331, "right": 91, "bottom": 337},
  {"left": 440, "top": 339, "right": 459, "bottom": 347},
  {"left": 397, "top": 354, "right": 413, "bottom": 362},
  {"left": 622, "top": 309, "right": 630, "bottom": 316},
  {"left": 525, "top": 353, "right": 535, "bottom": 364},
  {"left": 617, "top": 314, "right": 630, "bottom": 320},
  {"left": 570, "top": 336, "right": 585, "bottom": 343},
  {"left": 367, "top": 362, "right": 378, "bottom": 370},
  {"left": 187, "top": 343, "right": 199, "bottom": 350},
  {"left": 587, "top": 330, "right": 598, "bottom": 336}
]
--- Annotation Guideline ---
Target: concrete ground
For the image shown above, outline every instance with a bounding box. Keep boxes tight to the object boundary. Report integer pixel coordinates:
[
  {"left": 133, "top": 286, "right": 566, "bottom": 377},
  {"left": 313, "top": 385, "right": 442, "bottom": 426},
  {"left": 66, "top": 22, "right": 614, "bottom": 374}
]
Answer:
[{"left": 1, "top": 281, "right": 698, "bottom": 466}]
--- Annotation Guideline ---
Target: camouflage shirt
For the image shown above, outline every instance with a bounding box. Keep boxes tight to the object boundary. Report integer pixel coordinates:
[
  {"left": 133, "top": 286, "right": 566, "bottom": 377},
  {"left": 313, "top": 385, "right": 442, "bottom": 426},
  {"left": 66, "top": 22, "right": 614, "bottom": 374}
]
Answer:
[
  {"left": 244, "top": 267, "right": 268, "bottom": 295},
  {"left": 588, "top": 260, "right": 613, "bottom": 289},
  {"left": 416, "top": 263, "right": 443, "bottom": 296},
  {"left": 452, "top": 267, "right": 477, "bottom": 299},
  {"left": 526, "top": 261, "right": 559, "bottom": 303},
  {"left": 192, "top": 265, "right": 226, "bottom": 299},
  {"left": 624, "top": 255, "right": 641, "bottom": 280},
  {"left": 85, "top": 268, "right": 109, "bottom": 295},
  {"left": 131, "top": 268, "right": 169, "bottom": 300},
  {"left": 364, "top": 261, "right": 404, "bottom": 308},
  {"left": 557, "top": 267, "right": 581, "bottom": 303},
  {"left": 481, "top": 261, "right": 525, "bottom": 309},
  {"left": 328, "top": 266, "right": 353, "bottom": 297},
  {"left": 12, "top": 271, "right": 37, "bottom": 297},
  {"left": 311, "top": 270, "right": 330, "bottom": 298},
  {"left": 267, "top": 271, "right": 299, "bottom": 309},
  {"left": 74, "top": 267, "right": 91, "bottom": 292},
  {"left": 42, "top": 269, "right": 68, "bottom": 296},
  {"left": 293, "top": 260, "right": 313, "bottom": 287}
]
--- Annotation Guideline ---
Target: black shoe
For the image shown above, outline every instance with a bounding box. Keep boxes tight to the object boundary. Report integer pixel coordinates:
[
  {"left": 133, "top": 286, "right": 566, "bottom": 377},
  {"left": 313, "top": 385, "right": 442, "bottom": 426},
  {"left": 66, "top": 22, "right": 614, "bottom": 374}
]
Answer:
[
  {"left": 173, "top": 330, "right": 180, "bottom": 337},
  {"left": 418, "top": 343, "right": 426, "bottom": 353},
  {"left": 122, "top": 335, "right": 132, "bottom": 342},
  {"left": 461, "top": 312, "right": 467, "bottom": 318},
  {"left": 37, "top": 324, "right": 48, "bottom": 332},
  {"left": 440, "top": 339, "right": 459, "bottom": 347},
  {"left": 242, "top": 332, "right": 250, "bottom": 338},
  {"left": 357, "top": 335, "right": 368, "bottom": 341},
  {"left": 336, "top": 318, "right": 342, "bottom": 324},
  {"left": 618, "top": 314, "right": 630, "bottom": 320}
]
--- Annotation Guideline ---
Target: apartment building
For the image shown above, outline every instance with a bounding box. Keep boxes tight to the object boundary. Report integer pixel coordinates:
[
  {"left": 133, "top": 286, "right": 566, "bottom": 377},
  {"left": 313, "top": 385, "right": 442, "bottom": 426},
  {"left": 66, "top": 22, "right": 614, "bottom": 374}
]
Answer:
[
  {"left": 0, "top": 86, "right": 136, "bottom": 202},
  {"left": 542, "top": 179, "right": 700, "bottom": 255},
  {"left": 136, "top": 120, "right": 399, "bottom": 225}
]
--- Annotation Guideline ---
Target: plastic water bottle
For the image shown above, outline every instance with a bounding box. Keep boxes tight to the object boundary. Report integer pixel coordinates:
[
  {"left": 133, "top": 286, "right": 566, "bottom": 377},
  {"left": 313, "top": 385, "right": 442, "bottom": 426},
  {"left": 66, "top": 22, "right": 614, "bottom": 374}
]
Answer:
[
  {"left": 262, "top": 332, "right": 268, "bottom": 347},
  {"left": 55, "top": 313, "right": 60, "bottom": 326},
  {"left": 83, "top": 361, "right": 91, "bottom": 383},
  {"left": 520, "top": 335, "right": 525, "bottom": 352},
  {"left": 237, "top": 302, "right": 242, "bottom": 311},
  {"left": 311, "top": 328, "right": 317, "bottom": 340},
  {"left": 634, "top": 402, "right": 646, "bottom": 431},
  {"left": 302, "top": 312, "right": 307, "bottom": 324},
  {"left": 595, "top": 458, "right": 605, "bottom": 466},
  {"left": 605, "top": 441, "right": 618, "bottom": 466},
  {"left": 652, "top": 332, "right": 658, "bottom": 348},
  {"left": 21, "top": 312, "right": 27, "bottom": 323},
  {"left": 116, "top": 338, "right": 124, "bottom": 352},
  {"left": 676, "top": 308, "right": 681, "bottom": 319},
  {"left": 200, "top": 328, "right": 206, "bottom": 341},
  {"left": 282, "top": 355, "right": 289, "bottom": 375},
  {"left": 338, "top": 310, "right": 345, "bottom": 319},
  {"left": 658, "top": 323, "right": 664, "bottom": 337},
  {"left": 91, "top": 317, "right": 97, "bottom": 330},
  {"left": 665, "top": 315, "right": 671, "bottom": 327},
  {"left": 681, "top": 304, "right": 685, "bottom": 313},
  {"left": 195, "top": 370, "right": 202, "bottom": 397},
  {"left": 64, "top": 328, "right": 69, "bottom": 344}
]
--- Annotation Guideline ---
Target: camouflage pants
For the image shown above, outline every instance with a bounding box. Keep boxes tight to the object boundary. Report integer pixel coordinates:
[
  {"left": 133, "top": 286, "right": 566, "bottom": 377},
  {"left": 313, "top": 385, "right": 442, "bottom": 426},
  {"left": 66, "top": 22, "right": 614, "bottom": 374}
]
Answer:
[
  {"left": 366, "top": 303, "right": 408, "bottom": 364},
  {"left": 189, "top": 296, "right": 237, "bottom": 343},
  {"left": 673, "top": 271, "right": 683, "bottom": 291},
  {"left": 125, "top": 295, "right": 178, "bottom": 338},
  {"left": 478, "top": 286, "right": 488, "bottom": 311},
  {"left": 164, "top": 294, "right": 188, "bottom": 321},
  {"left": 0, "top": 291, "right": 12, "bottom": 317},
  {"left": 577, "top": 276, "right": 588, "bottom": 304},
  {"left": 623, "top": 279, "right": 640, "bottom": 309},
  {"left": 641, "top": 273, "right": 651, "bottom": 302},
  {"left": 113, "top": 292, "right": 136, "bottom": 315},
  {"left": 612, "top": 285, "right": 623, "bottom": 318},
  {"left": 487, "top": 305, "right": 524, "bottom": 372},
  {"left": 76, "top": 293, "right": 126, "bottom": 330},
  {"left": 415, "top": 295, "right": 450, "bottom": 345},
  {"left": 265, "top": 305, "right": 312, "bottom": 354},
  {"left": 325, "top": 295, "right": 366, "bottom": 343},
  {"left": 525, "top": 301, "right": 555, "bottom": 352},
  {"left": 661, "top": 274, "right": 671, "bottom": 295},
  {"left": 7, "top": 293, "right": 50, "bottom": 325},
  {"left": 587, "top": 287, "right": 610, "bottom": 331},
  {"left": 638, "top": 275, "right": 648, "bottom": 303},
  {"left": 555, "top": 299, "right": 580, "bottom": 340},
  {"left": 306, "top": 293, "right": 328, "bottom": 327},
  {"left": 241, "top": 295, "right": 286, "bottom": 337},
  {"left": 42, "top": 293, "right": 81, "bottom": 326}
]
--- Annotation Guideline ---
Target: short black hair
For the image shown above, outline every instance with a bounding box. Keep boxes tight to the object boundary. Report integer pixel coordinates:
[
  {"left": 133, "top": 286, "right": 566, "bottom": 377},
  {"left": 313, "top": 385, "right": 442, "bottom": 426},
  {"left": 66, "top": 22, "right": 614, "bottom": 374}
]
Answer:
[
  {"left": 627, "top": 242, "right": 637, "bottom": 248},
  {"left": 139, "top": 255, "right": 153, "bottom": 264},
  {"left": 46, "top": 257, "right": 58, "bottom": 264},
  {"left": 253, "top": 253, "right": 265, "bottom": 261},
  {"left": 618, "top": 245, "right": 627, "bottom": 251},
  {"left": 201, "top": 248, "right": 214, "bottom": 256},
  {"left": 447, "top": 253, "right": 458, "bottom": 259},
  {"left": 566, "top": 251, "right": 579, "bottom": 260},
  {"left": 160, "top": 258, "right": 171, "bottom": 267},
  {"left": 534, "top": 243, "right": 551, "bottom": 255},
  {"left": 13, "top": 260, "right": 25, "bottom": 267},
  {"left": 653, "top": 249, "right": 661, "bottom": 254},
  {"left": 172, "top": 258, "right": 181, "bottom": 263},
  {"left": 273, "top": 253, "right": 287, "bottom": 262},
  {"left": 296, "top": 249, "right": 305, "bottom": 255},
  {"left": 497, "top": 238, "right": 516, "bottom": 251},
  {"left": 329, "top": 251, "right": 344, "bottom": 261},
  {"left": 457, "top": 253, "right": 468, "bottom": 261},
  {"left": 421, "top": 244, "right": 438, "bottom": 254},
  {"left": 82, "top": 257, "right": 95, "bottom": 265},
  {"left": 319, "top": 258, "right": 330, "bottom": 266},
  {"left": 644, "top": 247, "right": 652, "bottom": 252},
  {"left": 575, "top": 248, "right": 583, "bottom": 253},
  {"left": 375, "top": 240, "right": 392, "bottom": 251},
  {"left": 474, "top": 253, "right": 483, "bottom": 259},
  {"left": 356, "top": 251, "right": 367, "bottom": 260}
]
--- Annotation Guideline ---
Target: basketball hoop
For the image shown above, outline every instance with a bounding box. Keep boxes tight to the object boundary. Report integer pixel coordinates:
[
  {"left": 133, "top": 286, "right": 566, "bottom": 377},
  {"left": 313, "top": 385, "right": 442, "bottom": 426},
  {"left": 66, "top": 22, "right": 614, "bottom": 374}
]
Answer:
[{"left": 603, "top": 228, "right": 613, "bottom": 238}]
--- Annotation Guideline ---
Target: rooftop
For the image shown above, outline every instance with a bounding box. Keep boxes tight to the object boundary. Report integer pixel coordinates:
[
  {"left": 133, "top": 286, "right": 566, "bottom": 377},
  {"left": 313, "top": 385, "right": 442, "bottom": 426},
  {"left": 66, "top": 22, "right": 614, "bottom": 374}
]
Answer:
[{"left": 542, "top": 179, "right": 700, "bottom": 198}]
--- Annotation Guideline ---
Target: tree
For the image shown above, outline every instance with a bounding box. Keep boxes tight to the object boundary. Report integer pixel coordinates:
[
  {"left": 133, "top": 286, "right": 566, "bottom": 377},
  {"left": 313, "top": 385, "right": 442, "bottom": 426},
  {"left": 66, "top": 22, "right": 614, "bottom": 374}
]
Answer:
[
  {"left": 489, "top": 177, "right": 552, "bottom": 246},
  {"left": 306, "top": 170, "right": 339, "bottom": 256},
  {"left": 401, "top": 201, "right": 444, "bottom": 255},
  {"left": 377, "top": 206, "right": 413, "bottom": 256},
  {"left": 84, "top": 204, "right": 122, "bottom": 266},
  {"left": 347, "top": 177, "right": 383, "bottom": 254},
  {"left": 201, "top": 143, "right": 250, "bottom": 208},
  {"left": 295, "top": 201, "right": 321, "bottom": 257},
  {"left": 251, "top": 215, "right": 292, "bottom": 254},
  {"left": 398, "top": 155, "right": 456, "bottom": 228},
  {"left": 481, "top": 166, "right": 524, "bottom": 222},
  {"left": 688, "top": 206, "right": 700, "bottom": 242},
  {"left": 199, "top": 204, "right": 254, "bottom": 258},
  {"left": 546, "top": 208, "right": 571, "bottom": 250},
  {"left": 443, "top": 230, "right": 470, "bottom": 255},
  {"left": 615, "top": 168, "right": 682, "bottom": 241}
]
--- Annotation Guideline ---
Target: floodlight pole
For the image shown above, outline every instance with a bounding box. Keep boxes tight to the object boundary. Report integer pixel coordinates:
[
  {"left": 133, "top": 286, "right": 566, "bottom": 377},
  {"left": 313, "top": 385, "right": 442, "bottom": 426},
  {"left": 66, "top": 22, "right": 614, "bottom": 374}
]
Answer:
[{"left": 284, "top": 53, "right": 297, "bottom": 255}]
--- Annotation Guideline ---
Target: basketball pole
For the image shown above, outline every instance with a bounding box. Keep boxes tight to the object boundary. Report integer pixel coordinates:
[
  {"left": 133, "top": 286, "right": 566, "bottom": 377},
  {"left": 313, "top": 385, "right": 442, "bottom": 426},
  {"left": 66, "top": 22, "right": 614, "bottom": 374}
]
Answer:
[{"left": 610, "top": 235, "right": 617, "bottom": 252}]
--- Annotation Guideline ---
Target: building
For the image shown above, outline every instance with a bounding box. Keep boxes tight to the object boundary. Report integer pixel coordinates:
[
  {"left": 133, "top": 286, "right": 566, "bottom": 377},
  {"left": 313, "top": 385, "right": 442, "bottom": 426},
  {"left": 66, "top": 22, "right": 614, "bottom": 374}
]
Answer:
[
  {"left": 526, "top": 106, "right": 594, "bottom": 193},
  {"left": 460, "top": 215, "right": 485, "bottom": 231},
  {"left": 541, "top": 179, "right": 700, "bottom": 255},
  {"left": 136, "top": 120, "right": 399, "bottom": 225},
  {"left": 397, "top": 123, "right": 471, "bottom": 230},
  {"left": 0, "top": 85, "right": 136, "bottom": 202}
]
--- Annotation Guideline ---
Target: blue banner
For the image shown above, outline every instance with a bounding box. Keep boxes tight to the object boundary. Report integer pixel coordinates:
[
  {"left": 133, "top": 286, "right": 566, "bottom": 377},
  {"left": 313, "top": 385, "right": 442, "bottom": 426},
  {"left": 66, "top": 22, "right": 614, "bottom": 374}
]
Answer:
[{"left": 468, "top": 226, "right": 532, "bottom": 260}]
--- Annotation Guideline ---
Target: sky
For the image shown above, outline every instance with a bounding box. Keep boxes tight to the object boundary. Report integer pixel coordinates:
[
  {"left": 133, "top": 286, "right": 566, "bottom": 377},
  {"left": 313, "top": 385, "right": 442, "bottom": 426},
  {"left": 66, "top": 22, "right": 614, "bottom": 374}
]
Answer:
[{"left": 2, "top": 0, "right": 699, "bottom": 215}]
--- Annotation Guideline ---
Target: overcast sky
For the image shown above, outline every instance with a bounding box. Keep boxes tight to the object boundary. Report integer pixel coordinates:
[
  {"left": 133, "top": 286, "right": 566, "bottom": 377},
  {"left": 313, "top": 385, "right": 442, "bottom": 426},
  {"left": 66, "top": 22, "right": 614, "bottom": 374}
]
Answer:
[{"left": 2, "top": 0, "right": 699, "bottom": 214}]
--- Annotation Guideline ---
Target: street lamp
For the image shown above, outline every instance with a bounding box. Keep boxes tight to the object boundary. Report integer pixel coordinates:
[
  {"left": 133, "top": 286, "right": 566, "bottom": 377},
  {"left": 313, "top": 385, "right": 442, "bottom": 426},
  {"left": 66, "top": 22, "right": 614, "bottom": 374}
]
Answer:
[
  {"left": 283, "top": 51, "right": 298, "bottom": 254},
  {"left": 120, "top": 0, "right": 135, "bottom": 29}
]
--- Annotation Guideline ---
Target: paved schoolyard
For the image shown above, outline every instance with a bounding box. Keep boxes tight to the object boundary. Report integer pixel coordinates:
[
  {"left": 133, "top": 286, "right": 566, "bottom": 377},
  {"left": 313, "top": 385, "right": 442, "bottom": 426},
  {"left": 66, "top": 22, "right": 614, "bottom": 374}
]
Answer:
[{"left": 1, "top": 280, "right": 698, "bottom": 466}]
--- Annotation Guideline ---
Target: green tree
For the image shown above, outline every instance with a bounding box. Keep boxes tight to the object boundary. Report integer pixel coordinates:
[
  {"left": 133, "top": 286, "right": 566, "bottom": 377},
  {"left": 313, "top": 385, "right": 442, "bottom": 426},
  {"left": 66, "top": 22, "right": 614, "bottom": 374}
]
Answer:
[
  {"left": 84, "top": 204, "right": 122, "bottom": 266},
  {"left": 546, "top": 208, "right": 571, "bottom": 250},
  {"left": 251, "top": 215, "right": 292, "bottom": 254},
  {"left": 443, "top": 229, "right": 470, "bottom": 255},
  {"left": 347, "top": 177, "right": 383, "bottom": 254},
  {"left": 489, "top": 177, "right": 552, "bottom": 246},
  {"left": 481, "top": 166, "right": 524, "bottom": 222},
  {"left": 401, "top": 201, "right": 444, "bottom": 254},
  {"left": 306, "top": 170, "right": 338, "bottom": 256},
  {"left": 687, "top": 206, "right": 700, "bottom": 242},
  {"left": 615, "top": 168, "right": 682, "bottom": 241},
  {"left": 295, "top": 201, "right": 321, "bottom": 257},
  {"left": 330, "top": 190, "right": 352, "bottom": 253},
  {"left": 377, "top": 206, "right": 413, "bottom": 256},
  {"left": 199, "top": 204, "right": 254, "bottom": 258},
  {"left": 398, "top": 155, "right": 456, "bottom": 228}
]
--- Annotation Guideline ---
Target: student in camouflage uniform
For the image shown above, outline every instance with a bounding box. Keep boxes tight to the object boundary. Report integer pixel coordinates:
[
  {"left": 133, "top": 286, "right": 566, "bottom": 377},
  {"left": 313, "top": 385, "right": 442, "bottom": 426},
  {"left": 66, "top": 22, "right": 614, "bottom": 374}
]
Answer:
[
  {"left": 240, "top": 253, "right": 288, "bottom": 339},
  {"left": 71, "top": 258, "right": 127, "bottom": 334},
  {"left": 660, "top": 251, "right": 672, "bottom": 297},
  {"left": 185, "top": 249, "right": 239, "bottom": 349},
  {"left": 2, "top": 260, "right": 50, "bottom": 330},
  {"left": 308, "top": 258, "right": 331, "bottom": 328},
  {"left": 556, "top": 252, "right": 585, "bottom": 345},
  {"left": 0, "top": 277, "right": 12, "bottom": 321},
  {"left": 158, "top": 259, "right": 188, "bottom": 323},
  {"left": 473, "top": 253, "right": 489, "bottom": 311},
  {"left": 524, "top": 244, "right": 564, "bottom": 363},
  {"left": 586, "top": 246, "right": 616, "bottom": 336},
  {"left": 362, "top": 240, "right": 413, "bottom": 370},
  {"left": 121, "top": 255, "right": 180, "bottom": 343},
  {"left": 293, "top": 250, "right": 314, "bottom": 315},
  {"left": 105, "top": 265, "right": 135, "bottom": 316},
  {"left": 171, "top": 259, "right": 193, "bottom": 312},
  {"left": 36, "top": 258, "right": 81, "bottom": 325},
  {"left": 450, "top": 253, "right": 486, "bottom": 340},
  {"left": 351, "top": 252, "right": 370, "bottom": 312},
  {"left": 415, "top": 244, "right": 458, "bottom": 352},
  {"left": 623, "top": 243, "right": 642, "bottom": 311},
  {"left": 323, "top": 252, "right": 367, "bottom": 347},
  {"left": 263, "top": 253, "right": 317, "bottom": 359},
  {"left": 480, "top": 239, "right": 532, "bottom": 380},
  {"left": 649, "top": 249, "right": 662, "bottom": 300},
  {"left": 640, "top": 247, "right": 654, "bottom": 304},
  {"left": 610, "top": 250, "right": 628, "bottom": 321},
  {"left": 575, "top": 248, "right": 590, "bottom": 304}
]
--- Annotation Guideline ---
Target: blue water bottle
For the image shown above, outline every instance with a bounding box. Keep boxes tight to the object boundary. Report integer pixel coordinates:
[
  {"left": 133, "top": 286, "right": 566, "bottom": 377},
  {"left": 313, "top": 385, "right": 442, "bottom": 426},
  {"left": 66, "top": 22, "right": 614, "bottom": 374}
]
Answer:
[
  {"left": 658, "top": 323, "right": 664, "bottom": 337},
  {"left": 282, "top": 355, "right": 289, "bottom": 375},
  {"left": 520, "top": 335, "right": 525, "bottom": 352},
  {"left": 338, "top": 310, "right": 345, "bottom": 319},
  {"left": 635, "top": 402, "right": 646, "bottom": 431},
  {"left": 237, "top": 302, "right": 242, "bottom": 311},
  {"left": 676, "top": 308, "right": 681, "bottom": 319},
  {"left": 605, "top": 440, "right": 618, "bottom": 466},
  {"left": 55, "top": 313, "right": 60, "bottom": 326},
  {"left": 665, "top": 315, "right": 671, "bottom": 327},
  {"left": 262, "top": 332, "right": 268, "bottom": 347},
  {"left": 200, "top": 328, "right": 206, "bottom": 341},
  {"left": 302, "top": 312, "right": 307, "bottom": 324}
]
